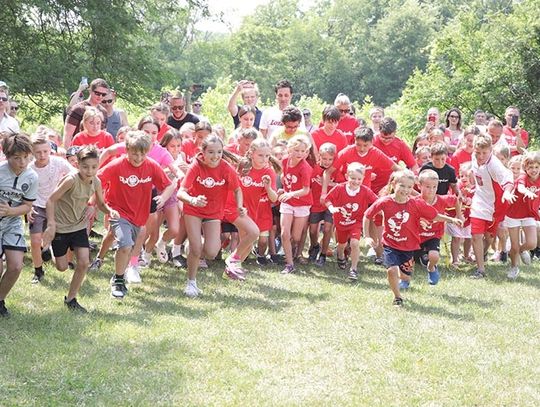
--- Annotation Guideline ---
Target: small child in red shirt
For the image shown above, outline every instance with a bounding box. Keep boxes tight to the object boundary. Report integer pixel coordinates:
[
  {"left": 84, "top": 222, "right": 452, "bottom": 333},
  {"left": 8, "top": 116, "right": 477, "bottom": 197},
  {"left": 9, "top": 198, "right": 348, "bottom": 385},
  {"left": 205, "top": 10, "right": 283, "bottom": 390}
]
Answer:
[
  {"left": 363, "top": 169, "right": 462, "bottom": 306},
  {"left": 71, "top": 107, "right": 115, "bottom": 150},
  {"left": 325, "top": 162, "right": 377, "bottom": 280}
]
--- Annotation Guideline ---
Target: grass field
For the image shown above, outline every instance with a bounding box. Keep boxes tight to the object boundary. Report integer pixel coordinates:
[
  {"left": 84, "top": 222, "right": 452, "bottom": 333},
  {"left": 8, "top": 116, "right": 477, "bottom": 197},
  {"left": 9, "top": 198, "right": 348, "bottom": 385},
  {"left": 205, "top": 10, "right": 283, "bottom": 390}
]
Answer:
[{"left": 1, "top": 244, "right": 540, "bottom": 406}]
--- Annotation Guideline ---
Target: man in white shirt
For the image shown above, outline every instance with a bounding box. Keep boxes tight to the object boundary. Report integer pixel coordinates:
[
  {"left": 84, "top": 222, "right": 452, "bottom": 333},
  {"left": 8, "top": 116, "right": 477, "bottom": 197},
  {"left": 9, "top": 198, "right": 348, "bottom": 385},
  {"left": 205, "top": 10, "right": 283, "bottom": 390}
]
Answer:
[{"left": 0, "top": 89, "right": 20, "bottom": 134}]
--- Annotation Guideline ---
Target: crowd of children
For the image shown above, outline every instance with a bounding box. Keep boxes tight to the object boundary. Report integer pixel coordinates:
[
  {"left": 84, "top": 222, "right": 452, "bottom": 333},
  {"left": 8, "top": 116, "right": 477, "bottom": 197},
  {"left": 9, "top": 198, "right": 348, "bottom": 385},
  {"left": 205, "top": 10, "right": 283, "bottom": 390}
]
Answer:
[{"left": 0, "top": 77, "right": 537, "bottom": 316}]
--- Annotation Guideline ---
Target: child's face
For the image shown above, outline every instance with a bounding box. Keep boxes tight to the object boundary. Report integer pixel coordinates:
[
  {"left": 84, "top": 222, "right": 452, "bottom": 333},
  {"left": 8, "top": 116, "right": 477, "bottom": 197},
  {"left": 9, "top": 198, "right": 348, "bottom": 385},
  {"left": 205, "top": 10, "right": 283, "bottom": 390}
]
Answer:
[
  {"left": 141, "top": 123, "right": 159, "bottom": 142},
  {"left": 346, "top": 170, "right": 364, "bottom": 189},
  {"left": 459, "top": 170, "right": 471, "bottom": 186},
  {"left": 370, "top": 111, "right": 383, "bottom": 124},
  {"left": 431, "top": 153, "right": 447, "bottom": 169},
  {"left": 416, "top": 138, "right": 429, "bottom": 149},
  {"left": 127, "top": 148, "right": 147, "bottom": 167},
  {"left": 495, "top": 152, "right": 508, "bottom": 166},
  {"left": 273, "top": 146, "right": 286, "bottom": 161},
  {"left": 525, "top": 162, "right": 540, "bottom": 180},
  {"left": 67, "top": 155, "right": 78, "bottom": 167},
  {"left": 510, "top": 162, "right": 522, "bottom": 179},
  {"left": 239, "top": 112, "right": 255, "bottom": 129},
  {"left": 202, "top": 142, "right": 223, "bottom": 168},
  {"left": 166, "top": 138, "right": 182, "bottom": 160},
  {"left": 354, "top": 139, "right": 372, "bottom": 156},
  {"left": 323, "top": 120, "right": 338, "bottom": 134},
  {"left": 464, "top": 134, "right": 474, "bottom": 150},
  {"left": 379, "top": 132, "right": 395, "bottom": 145},
  {"left": 238, "top": 137, "right": 253, "bottom": 154},
  {"left": 416, "top": 152, "right": 430, "bottom": 166},
  {"left": 195, "top": 130, "right": 210, "bottom": 145},
  {"left": 284, "top": 121, "right": 300, "bottom": 136},
  {"left": 152, "top": 111, "right": 167, "bottom": 127},
  {"left": 474, "top": 146, "right": 491, "bottom": 165},
  {"left": 251, "top": 146, "right": 271, "bottom": 169},
  {"left": 85, "top": 117, "right": 102, "bottom": 135},
  {"left": 319, "top": 152, "right": 334, "bottom": 169},
  {"left": 78, "top": 158, "right": 99, "bottom": 181},
  {"left": 428, "top": 133, "right": 443, "bottom": 145},
  {"left": 289, "top": 143, "right": 309, "bottom": 161},
  {"left": 7, "top": 152, "right": 31, "bottom": 175},
  {"left": 32, "top": 143, "right": 51, "bottom": 167},
  {"left": 420, "top": 178, "right": 438, "bottom": 200},
  {"left": 393, "top": 177, "right": 415, "bottom": 201}
]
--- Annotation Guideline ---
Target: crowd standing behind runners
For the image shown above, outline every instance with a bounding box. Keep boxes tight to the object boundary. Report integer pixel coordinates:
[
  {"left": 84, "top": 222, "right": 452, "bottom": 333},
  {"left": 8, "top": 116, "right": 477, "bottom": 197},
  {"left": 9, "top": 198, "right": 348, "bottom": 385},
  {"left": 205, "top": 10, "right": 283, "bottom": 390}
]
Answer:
[{"left": 0, "top": 76, "right": 537, "bottom": 317}]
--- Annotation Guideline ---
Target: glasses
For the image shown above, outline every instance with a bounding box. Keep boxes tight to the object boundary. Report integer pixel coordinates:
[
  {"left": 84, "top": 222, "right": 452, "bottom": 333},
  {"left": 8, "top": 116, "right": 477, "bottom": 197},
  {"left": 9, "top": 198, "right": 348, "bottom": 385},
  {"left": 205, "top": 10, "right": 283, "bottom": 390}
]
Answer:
[
  {"left": 193, "top": 104, "right": 201, "bottom": 107},
  {"left": 303, "top": 113, "right": 310, "bottom": 116},
  {"left": 101, "top": 99, "right": 114, "bottom": 104},
  {"left": 448, "top": 115, "right": 460, "bottom": 119},
  {"left": 0, "top": 97, "right": 8, "bottom": 102},
  {"left": 10, "top": 106, "right": 18, "bottom": 111},
  {"left": 93, "top": 90, "right": 108, "bottom": 97},
  {"left": 285, "top": 124, "right": 299, "bottom": 130},
  {"left": 171, "top": 105, "right": 185, "bottom": 111},
  {"left": 339, "top": 109, "right": 350, "bottom": 114}
]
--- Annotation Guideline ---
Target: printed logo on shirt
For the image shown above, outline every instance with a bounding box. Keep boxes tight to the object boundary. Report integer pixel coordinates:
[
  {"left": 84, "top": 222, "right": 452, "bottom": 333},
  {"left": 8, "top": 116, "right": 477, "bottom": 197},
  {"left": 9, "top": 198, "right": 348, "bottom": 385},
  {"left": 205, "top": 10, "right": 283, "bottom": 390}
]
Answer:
[
  {"left": 387, "top": 210, "right": 409, "bottom": 242},
  {"left": 475, "top": 174, "right": 484, "bottom": 187},
  {"left": 269, "top": 120, "right": 283, "bottom": 127},
  {"left": 283, "top": 174, "right": 298, "bottom": 187},
  {"left": 241, "top": 176, "right": 264, "bottom": 188},
  {"left": 21, "top": 183, "right": 29, "bottom": 193},
  {"left": 311, "top": 175, "right": 322, "bottom": 185},
  {"left": 119, "top": 175, "right": 152, "bottom": 187},
  {"left": 196, "top": 176, "right": 226, "bottom": 188},
  {"left": 340, "top": 202, "right": 359, "bottom": 226}
]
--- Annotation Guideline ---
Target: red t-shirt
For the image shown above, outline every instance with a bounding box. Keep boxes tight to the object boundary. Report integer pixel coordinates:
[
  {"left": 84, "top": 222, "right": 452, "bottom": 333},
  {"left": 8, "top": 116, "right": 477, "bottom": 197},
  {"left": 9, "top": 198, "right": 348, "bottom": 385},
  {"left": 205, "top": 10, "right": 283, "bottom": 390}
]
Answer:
[
  {"left": 332, "top": 145, "right": 395, "bottom": 190},
  {"left": 507, "top": 174, "right": 540, "bottom": 220},
  {"left": 311, "top": 128, "right": 348, "bottom": 154},
  {"left": 310, "top": 164, "right": 345, "bottom": 213},
  {"left": 182, "top": 140, "right": 199, "bottom": 162},
  {"left": 97, "top": 156, "right": 171, "bottom": 226},
  {"left": 415, "top": 195, "right": 457, "bottom": 242},
  {"left": 364, "top": 195, "right": 438, "bottom": 251},
  {"left": 326, "top": 183, "right": 377, "bottom": 231},
  {"left": 448, "top": 148, "right": 472, "bottom": 173},
  {"left": 503, "top": 126, "right": 529, "bottom": 156},
  {"left": 181, "top": 157, "right": 239, "bottom": 220},
  {"left": 282, "top": 157, "right": 313, "bottom": 206},
  {"left": 157, "top": 123, "right": 173, "bottom": 142},
  {"left": 72, "top": 130, "right": 115, "bottom": 149},
  {"left": 371, "top": 136, "right": 415, "bottom": 194},
  {"left": 337, "top": 116, "right": 359, "bottom": 145}
]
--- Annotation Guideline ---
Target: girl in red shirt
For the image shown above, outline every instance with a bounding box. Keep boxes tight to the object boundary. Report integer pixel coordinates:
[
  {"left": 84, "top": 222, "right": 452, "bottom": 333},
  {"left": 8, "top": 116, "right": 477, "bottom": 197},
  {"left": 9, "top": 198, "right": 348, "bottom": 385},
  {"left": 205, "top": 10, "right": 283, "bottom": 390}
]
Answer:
[
  {"left": 279, "top": 135, "right": 313, "bottom": 274},
  {"left": 71, "top": 107, "right": 115, "bottom": 150}
]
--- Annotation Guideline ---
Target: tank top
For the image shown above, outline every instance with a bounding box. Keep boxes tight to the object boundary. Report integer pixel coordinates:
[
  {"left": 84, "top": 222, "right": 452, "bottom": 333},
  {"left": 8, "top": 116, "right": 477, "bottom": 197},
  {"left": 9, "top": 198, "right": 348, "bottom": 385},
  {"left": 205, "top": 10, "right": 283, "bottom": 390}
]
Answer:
[
  {"left": 55, "top": 173, "right": 98, "bottom": 233},
  {"left": 106, "top": 110, "right": 122, "bottom": 140}
]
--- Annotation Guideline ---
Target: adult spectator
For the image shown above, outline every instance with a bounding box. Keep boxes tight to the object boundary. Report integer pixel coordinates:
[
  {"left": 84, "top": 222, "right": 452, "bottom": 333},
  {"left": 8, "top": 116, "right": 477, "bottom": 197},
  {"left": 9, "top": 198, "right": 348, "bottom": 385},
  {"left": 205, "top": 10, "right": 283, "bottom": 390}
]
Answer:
[
  {"left": 423, "top": 106, "right": 452, "bottom": 142},
  {"left": 9, "top": 100, "right": 19, "bottom": 119},
  {"left": 167, "top": 91, "right": 199, "bottom": 130},
  {"left": 102, "top": 89, "right": 128, "bottom": 141},
  {"left": 486, "top": 119, "right": 508, "bottom": 147},
  {"left": 444, "top": 108, "right": 464, "bottom": 154},
  {"left": 191, "top": 99, "right": 209, "bottom": 122},
  {"left": 260, "top": 79, "right": 304, "bottom": 140},
  {"left": 63, "top": 78, "right": 109, "bottom": 147},
  {"left": 227, "top": 80, "right": 263, "bottom": 130},
  {"left": 63, "top": 78, "right": 89, "bottom": 122},
  {"left": 369, "top": 106, "right": 384, "bottom": 135},
  {"left": 329, "top": 93, "right": 359, "bottom": 144},
  {"left": 303, "top": 108, "right": 315, "bottom": 133},
  {"left": 0, "top": 88, "right": 19, "bottom": 134},
  {"left": 503, "top": 106, "right": 528, "bottom": 155}
]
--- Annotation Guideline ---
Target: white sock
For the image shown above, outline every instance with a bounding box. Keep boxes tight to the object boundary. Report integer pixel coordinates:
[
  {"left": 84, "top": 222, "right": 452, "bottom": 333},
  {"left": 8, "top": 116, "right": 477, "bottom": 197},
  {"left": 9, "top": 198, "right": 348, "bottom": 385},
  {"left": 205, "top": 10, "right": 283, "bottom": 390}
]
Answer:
[{"left": 172, "top": 244, "right": 181, "bottom": 258}]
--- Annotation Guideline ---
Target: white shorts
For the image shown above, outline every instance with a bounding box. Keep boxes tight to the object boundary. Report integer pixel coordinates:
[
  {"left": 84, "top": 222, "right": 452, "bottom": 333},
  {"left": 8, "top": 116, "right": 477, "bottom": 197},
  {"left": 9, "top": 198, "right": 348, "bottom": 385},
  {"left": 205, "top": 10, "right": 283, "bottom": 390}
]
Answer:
[
  {"left": 446, "top": 223, "right": 472, "bottom": 239},
  {"left": 504, "top": 216, "right": 537, "bottom": 228},
  {"left": 279, "top": 202, "right": 311, "bottom": 217}
]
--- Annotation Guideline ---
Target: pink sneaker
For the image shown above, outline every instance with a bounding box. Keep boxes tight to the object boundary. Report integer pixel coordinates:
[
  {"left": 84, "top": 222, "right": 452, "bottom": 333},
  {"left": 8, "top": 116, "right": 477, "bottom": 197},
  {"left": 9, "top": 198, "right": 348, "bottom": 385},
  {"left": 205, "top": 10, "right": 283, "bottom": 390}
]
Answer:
[{"left": 223, "top": 266, "right": 246, "bottom": 281}]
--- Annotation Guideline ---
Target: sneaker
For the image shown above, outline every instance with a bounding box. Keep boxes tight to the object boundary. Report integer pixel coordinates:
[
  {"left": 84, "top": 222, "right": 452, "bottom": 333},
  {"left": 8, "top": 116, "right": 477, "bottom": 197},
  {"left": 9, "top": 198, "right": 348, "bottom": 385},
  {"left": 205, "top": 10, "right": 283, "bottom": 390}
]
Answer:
[
  {"left": 499, "top": 251, "right": 508, "bottom": 263},
  {"left": 138, "top": 250, "right": 151, "bottom": 268},
  {"left": 393, "top": 297, "right": 404, "bottom": 307},
  {"left": 89, "top": 229, "right": 103, "bottom": 238},
  {"left": 89, "top": 242, "right": 98, "bottom": 251},
  {"left": 308, "top": 244, "right": 320, "bottom": 262},
  {"left": 374, "top": 257, "right": 384, "bottom": 266},
  {"left": 366, "top": 246, "right": 376, "bottom": 259},
  {"left": 199, "top": 259, "right": 208, "bottom": 268},
  {"left": 399, "top": 280, "right": 410, "bottom": 290},
  {"left": 225, "top": 255, "right": 244, "bottom": 275},
  {"left": 520, "top": 250, "right": 532, "bottom": 265},
  {"left": 428, "top": 266, "right": 440, "bottom": 285},
  {"left": 270, "top": 254, "right": 284, "bottom": 264},
  {"left": 89, "top": 258, "right": 102, "bottom": 273},
  {"left": 470, "top": 269, "right": 486, "bottom": 279},
  {"left": 184, "top": 281, "right": 202, "bottom": 298},
  {"left": 337, "top": 257, "right": 347, "bottom": 270},
  {"left": 31, "top": 269, "right": 44, "bottom": 284},
  {"left": 256, "top": 255, "right": 269, "bottom": 266},
  {"left": 296, "top": 256, "right": 309, "bottom": 265},
  {"left": 155, "top": 240, "right": 169, "bottom": 263},
  {"left": 41, "top": 248, "right": 52, "bottom": 262},
  {"left": 64, "top": 296, "right": 87, "bottom": 313},
  {"left": 172, "top": 255, "right": 187, "bottom": 268},
  {"left": 0, "top": 300, "right": 9, "bottom": 317},
  {"left": 110, "top": 276, "right": 128, "bottom": 299},
  {"left": 315, "top": 254, "right": 326, "bottom": 267},
  {"left": 281, "top": 264, "right": 295, "bottom": 274},
  {"left": 507, "top": 266, "right": 520, "bottom": 279},
  {"left": 223, "top": 266, "right": 246, "bottom": 281},
  {"left": 490, "top": 251, "right": 501, "bottom": 261},
  {"left": 348, "top": 269, "right": 358, "bottom": 281},
  {"left": 125, "top": 265, "right": 142, "bottom": 284}
]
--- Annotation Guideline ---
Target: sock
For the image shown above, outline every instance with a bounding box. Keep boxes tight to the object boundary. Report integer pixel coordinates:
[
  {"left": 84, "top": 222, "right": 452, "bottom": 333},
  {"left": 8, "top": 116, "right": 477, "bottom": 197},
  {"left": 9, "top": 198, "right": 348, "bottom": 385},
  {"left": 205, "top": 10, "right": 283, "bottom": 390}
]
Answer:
[
  {"left": 171, "top": 244, "right": 181, "bottom": 258},
  {"left": 230, "top": 250, "right": 240, "bottom": 260},
  {"left": 34, "top": 266, "right": 43, "bottom": 275},
  {"left": 188, "top": 279, "right": 197, "bottom": 286}
]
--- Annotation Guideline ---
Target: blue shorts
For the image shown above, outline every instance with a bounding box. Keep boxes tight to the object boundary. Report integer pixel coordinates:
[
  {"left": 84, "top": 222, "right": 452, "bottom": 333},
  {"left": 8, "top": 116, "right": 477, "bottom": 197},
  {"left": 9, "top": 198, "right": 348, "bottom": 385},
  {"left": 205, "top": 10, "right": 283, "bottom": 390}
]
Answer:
[{"left": 383, "top": 246, "right": 414, "bottom": 268}]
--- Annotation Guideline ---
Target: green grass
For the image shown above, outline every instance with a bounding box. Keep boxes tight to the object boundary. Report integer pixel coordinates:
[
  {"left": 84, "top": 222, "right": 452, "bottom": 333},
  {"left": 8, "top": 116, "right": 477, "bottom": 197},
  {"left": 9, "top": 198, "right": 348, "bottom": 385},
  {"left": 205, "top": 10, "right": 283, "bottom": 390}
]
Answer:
[{"left": 2, "top": 246, "right": 540, "bottom": 406}]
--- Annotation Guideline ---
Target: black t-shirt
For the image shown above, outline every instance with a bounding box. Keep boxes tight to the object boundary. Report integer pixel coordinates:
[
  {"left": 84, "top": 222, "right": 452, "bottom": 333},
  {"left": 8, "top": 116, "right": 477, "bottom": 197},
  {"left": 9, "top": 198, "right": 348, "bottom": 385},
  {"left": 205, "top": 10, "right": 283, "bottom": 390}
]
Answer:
[
  {"left": 232, "top": 106, "right": 263, "bottom": 130},
  {"left": 167, "top": 112, "right": 200, "bottom": 130},
  {"left": 420, "top": 162, "right": 457, "bottom": 195}
]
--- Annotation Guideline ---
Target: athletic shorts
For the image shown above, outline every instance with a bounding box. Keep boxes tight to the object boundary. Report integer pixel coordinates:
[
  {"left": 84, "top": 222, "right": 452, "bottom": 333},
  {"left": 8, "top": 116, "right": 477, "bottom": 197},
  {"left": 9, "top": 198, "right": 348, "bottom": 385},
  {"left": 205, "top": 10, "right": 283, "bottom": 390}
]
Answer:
[
  {"left": 383, "top": 245, "right": 414, "bottom": 268},
  {"left": 0, "top": 228, "right": 27, "bottom": 256},
  {"left": 110, "top": 217, "right": 141, "bottom": 249},
  {"left": 446, "top": 223, "right": 472, "bottom": 239},
  {"left": 335, "top": 227, "right": 361, "bottom": 244},
  {"left": 279, "top": 202, "right": 310, "bottom": 217},
  {"left": 309, "top": 210, "right": 333, "bottom": 225},
  {"left": 29, "top": 206, "right": 48, "bottom": 234},
  {"left": 504, "top": 216, "right": 537, "bottom": 228},
  {"left": 51, "top": 228, "right": 89, "bottom": 257},
  {"left": 470, "top": 217, "right": 499, "bottom": 236},
  {"left": 221, "top": 222, "right": 238, "bottom": 233}
]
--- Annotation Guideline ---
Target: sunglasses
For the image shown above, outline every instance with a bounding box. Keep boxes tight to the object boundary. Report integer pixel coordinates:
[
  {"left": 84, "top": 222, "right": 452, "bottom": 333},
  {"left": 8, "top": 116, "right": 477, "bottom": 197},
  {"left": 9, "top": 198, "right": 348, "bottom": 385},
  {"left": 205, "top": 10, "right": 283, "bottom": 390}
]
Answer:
[
  {"left": 10, "top": 106, "right": 18, "bottom": 111},
  {"left": 193, "top": 104, "right": 201, "bottom": 107},
  {"left": 0, "top": 97, "right": 8, "bottom": 102},
  {"left": 171, "top": 105, "right": 185, "bottom": 111},
  {"left": 448, "top": 115, "right": 460, "bottom": 119},
  {"left": 101, "top": 99, "right": 114, "bottom": 104},
  {"left": 339, "top": 109, "right": 350, "bottom": 114},
  {"left": 93, "top": 90, "right": 108, "bottom": 97}
]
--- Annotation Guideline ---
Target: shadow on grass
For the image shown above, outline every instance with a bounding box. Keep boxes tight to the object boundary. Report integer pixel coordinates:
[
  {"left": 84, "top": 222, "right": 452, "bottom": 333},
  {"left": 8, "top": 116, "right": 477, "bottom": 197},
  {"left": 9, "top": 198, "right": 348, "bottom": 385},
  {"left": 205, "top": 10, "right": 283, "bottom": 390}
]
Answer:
[{"left": 405, "top": 299, "right": 475, "bottom": 321}]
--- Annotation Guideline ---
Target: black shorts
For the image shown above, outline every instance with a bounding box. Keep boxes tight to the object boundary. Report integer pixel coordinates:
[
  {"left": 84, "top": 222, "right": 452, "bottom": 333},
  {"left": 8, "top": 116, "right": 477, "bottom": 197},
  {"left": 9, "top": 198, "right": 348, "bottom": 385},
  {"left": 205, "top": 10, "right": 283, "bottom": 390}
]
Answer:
[
  {"left": 416, "top": 238, "right": 441, "bottom": 255},
  {"left": 308, "top": 210, "right": 333, "bottom": 225},
  {"left": 221, "top": 222, "right": 238, "bottom": 233},
  {"left": 51, "top": 228, "right": 89, "bottom": 257},
  {"left": 149, "top": 187, "right": 158, "bottom": 214}
]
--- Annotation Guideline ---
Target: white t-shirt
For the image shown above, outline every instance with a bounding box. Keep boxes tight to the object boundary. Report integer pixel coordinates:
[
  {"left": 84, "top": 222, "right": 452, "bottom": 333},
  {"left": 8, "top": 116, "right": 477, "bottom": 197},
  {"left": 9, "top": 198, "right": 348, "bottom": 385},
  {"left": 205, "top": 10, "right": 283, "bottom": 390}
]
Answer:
[
  {"left": 30, "top": 156, "right": 74, "bottom": 208},
  {"left": 0, "top": 112, "right": 20, "bottom": 134},
  {"left": 259, "top": 106, "right": 306, "bottom": 140}
]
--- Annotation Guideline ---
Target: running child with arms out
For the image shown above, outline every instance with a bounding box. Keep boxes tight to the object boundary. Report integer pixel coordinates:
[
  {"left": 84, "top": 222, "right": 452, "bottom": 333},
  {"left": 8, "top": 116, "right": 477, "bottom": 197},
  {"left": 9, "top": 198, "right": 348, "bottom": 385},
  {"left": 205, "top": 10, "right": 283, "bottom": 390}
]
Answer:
[
  {"left": 325, "top": 162, "right": 377, "bottom": 281},
  {"left": 42, "top": 146, "right": 117, "bottom": 312},
  {"left": 363, "top": 169, "right": 463, "bottom": 306}
]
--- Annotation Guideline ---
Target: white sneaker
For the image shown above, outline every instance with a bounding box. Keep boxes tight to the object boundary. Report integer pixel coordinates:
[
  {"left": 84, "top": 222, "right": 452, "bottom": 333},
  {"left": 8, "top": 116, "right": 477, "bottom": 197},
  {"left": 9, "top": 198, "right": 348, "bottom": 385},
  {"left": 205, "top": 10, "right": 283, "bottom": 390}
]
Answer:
[
  {"left": 507, "top": 266, "right": 520, "bottom": 279},
  {"left": 155, "top": 239, "right": 169, "bottom": 263},
  {"left": 125, "top": 265, "right": 142, "bottom": 284},
  {"left": 138, "top": 251, "right": 151, "bottom": 268},
  {"left": 199, "top": 259, "right": 208, "bottom": 268},
  {"left": 184, "top": 281, "right": 202, "bottom": 298},
  {"left": 520, "top": 250, "right": 531, "bottom": 265}
]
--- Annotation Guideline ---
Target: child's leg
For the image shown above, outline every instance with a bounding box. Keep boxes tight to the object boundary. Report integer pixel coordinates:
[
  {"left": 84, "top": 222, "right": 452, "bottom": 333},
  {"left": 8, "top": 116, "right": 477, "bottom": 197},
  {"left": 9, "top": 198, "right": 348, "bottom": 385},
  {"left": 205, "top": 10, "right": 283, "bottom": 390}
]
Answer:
[
  {"left": 232, "top": 216, "right": 259, "bottom": 261},
  {"left": 144, "top": 213, "right": 159, "bottom": 254},
  {"left": 291, "top": 216, "right": 309, "bottom": 259},
  {"left": 387, "top": 265, "right": 401, "bottom": 299},
  {"left": 280, "top": 213, "right": 294, "bottom": 265},
  {"left": 67, "top": 247, "right": 90, "bottom": 301},
  {"left": 0, "top": 250, "right": 25, "bottom": 301},
  {"left": 450, "top": 236, "right": 461, "bottom": 264},
  {"left": 463, "top": 238, "right": 472, "bottom": 260},
  {"left": 350, "top": 238, "right": 360, "bottom": 270},
  {"left": 472, "top": 233, "right": 486, "bottom": 271},
  {"left": 201, "top": 220, "right": 222, "bottom": 260},
  {"left": 97, "top": 227, "right": 115, "bottom": 261},
  {"left": 296, "top": 221, "right": 309, "bottom": 259},
  {"left": 427, "top": 249, "right": 440, "bottom": 272},
  {"left": 336, "top": 242, "right": 346, "bottom": 259},
  {"left": 320, "top": 222, "right": 333, "bottom": 254},
  {"left": 308, "top": 221, "right": 320, "bottom": 250},
  {"left": 508, "top": 226, "right": 521, "bottom": 267},
  {"left": 257, "top": 234, "right": 268, "bottom": 257},
  {"left": 183, "top": 215, "right": 203, "bottom": 280},
  {"left": 30, "top": 232, "right": 44, "bottom": 269},
  {"left": 161, "top": 205, "right": 180, "bottom": 243},
  {"left": 521, "top": 225, "right": 537, "bottom": 253}
]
